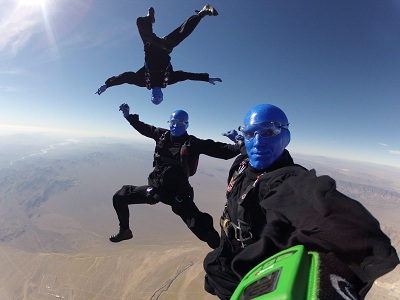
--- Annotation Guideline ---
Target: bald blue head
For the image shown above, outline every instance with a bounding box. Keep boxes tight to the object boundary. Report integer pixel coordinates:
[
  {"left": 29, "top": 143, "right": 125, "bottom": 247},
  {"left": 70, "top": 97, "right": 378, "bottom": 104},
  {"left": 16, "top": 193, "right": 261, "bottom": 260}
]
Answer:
[
  {"left": 169, "top": 109, "right": 189, "bottom": 137},
  {"left": 151, "top": 87, "right": 163, "bottom": 105},
  {"left": 241, "top": 104, "right": 290, "bottom": 169}
]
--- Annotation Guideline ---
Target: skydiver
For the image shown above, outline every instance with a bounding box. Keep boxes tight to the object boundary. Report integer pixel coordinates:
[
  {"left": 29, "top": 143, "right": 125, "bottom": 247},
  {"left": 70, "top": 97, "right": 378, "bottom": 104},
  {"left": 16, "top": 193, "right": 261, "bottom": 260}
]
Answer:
[
  {"left": 109, "top": 103, "right": 243, "bottom": 249},
  {"left": 96, "top": 5, "right": 222, "bottom": 105},
  {"left": 203, "top": 103, "right": 399, "bottom": 299}
]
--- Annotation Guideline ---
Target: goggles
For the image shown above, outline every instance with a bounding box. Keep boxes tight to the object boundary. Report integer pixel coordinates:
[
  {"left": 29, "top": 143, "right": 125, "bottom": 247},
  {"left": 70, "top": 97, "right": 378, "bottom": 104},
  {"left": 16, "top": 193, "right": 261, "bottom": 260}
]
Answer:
[
  {"left": 239, "top": 121, "right": 289, "bottom": 141},
  {"left": 168, "top": 119, "right": 188, "bottom": 126}
]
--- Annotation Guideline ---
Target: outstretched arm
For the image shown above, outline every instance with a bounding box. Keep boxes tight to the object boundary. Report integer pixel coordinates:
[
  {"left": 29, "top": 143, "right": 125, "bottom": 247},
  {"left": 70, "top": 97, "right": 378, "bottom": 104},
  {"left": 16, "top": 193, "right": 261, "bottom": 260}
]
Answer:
[
  {"left": 96, "top": 70, "right": 145, "bottom": 95},
  {"left": 118, "top": 103, "right": 161, "bottom": 141},
  {"left": 105, "top": 71, "right": 144, "bottom": 87},
  {"left": 168, "top": 71, "right": 210, "bottom": 85},
  {"left": 191, "top": 137, "right": 241, "bottom": 160}
]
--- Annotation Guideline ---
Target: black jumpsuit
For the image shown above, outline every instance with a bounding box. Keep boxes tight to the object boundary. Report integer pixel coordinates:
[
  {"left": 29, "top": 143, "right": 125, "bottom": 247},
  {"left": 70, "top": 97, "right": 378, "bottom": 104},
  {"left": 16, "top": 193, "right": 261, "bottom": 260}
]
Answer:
[
  {"left": 204, "top": 150, "right": 399, "bottom": 299},
  {"left": 112, "top": 114, "right": 240, "bottom": 249},
  {"left": 104, "top": 13, "right": 210, "bottom": 90}
]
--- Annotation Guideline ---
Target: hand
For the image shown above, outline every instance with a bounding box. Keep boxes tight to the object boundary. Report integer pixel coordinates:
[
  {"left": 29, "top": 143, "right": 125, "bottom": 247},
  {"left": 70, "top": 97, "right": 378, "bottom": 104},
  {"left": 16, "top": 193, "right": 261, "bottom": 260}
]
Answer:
[
  {"left": 209, "top": 77, "right": 222, "bottom": 85},
  {"left": 119, "top": 103, "right": 130, "bottom": 118},
  {"left": 95, "top": 85, "right": 107, "bottom": 95},
  {"left": 222, "top": 129, "right": 239, "bottom": 142},
  {"left": 235, "top": 134, "right": 244, "bottom": 142}
]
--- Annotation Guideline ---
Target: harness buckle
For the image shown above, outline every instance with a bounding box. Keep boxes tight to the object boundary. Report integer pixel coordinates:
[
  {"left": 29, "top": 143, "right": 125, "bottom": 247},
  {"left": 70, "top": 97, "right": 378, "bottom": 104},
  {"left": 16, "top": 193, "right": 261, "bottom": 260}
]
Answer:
[{"left": 235, "top": 220, "right": 253, "bottom": 248}]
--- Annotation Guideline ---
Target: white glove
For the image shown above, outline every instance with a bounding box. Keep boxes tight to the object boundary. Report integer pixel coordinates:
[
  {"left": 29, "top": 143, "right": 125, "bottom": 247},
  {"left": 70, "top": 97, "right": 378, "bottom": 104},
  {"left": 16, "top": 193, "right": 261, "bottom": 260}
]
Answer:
[
  {"left": 209, "top": 77, "right": 222, "bottom": 85},
  {"left": 95, "top": 85, "right": 107, "bottom": 95},
  {"left": 119, "top": 103, "right": 130, "bottom": 118}
]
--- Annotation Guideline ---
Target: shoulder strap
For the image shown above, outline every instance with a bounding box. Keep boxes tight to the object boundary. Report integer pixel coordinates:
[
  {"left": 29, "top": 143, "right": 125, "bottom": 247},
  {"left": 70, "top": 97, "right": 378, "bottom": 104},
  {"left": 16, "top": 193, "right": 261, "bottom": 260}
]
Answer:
[
  {"left": 231, "top": 164, "right": 307, "bottom": 247},
  {"left": 154, "top": 132, "right": 198, "bottom": 177},
  {"left": 145, "top": 65, "right": 151, "bottom": 90},
  {"left": 227, "top": 158, "right": 249, "bottom": 194},
  {"left": 162, "top": 65, "right": 170, "bottom": 88},
  {"left": 241, "top": 165, "right": 308, "bottom": 202}
]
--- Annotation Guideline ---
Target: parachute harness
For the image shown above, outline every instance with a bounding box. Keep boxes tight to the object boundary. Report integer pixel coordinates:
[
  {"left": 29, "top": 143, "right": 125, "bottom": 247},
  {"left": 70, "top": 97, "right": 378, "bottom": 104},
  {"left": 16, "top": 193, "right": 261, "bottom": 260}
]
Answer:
[
  {"left": 221, "top": 159, "right": 265, "bottom": 248},
  {"left": 145, "top": 63, "right": 171, "bottom": 90},
  {"left": 153, "top": 131, "right": 198, "bottom": 178}
]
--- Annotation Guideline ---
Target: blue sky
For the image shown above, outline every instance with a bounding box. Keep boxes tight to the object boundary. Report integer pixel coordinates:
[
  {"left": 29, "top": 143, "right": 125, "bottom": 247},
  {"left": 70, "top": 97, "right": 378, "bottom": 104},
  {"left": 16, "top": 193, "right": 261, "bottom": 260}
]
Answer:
[{"left": 1, "top": 0, "right": 400, "bottom": 168}]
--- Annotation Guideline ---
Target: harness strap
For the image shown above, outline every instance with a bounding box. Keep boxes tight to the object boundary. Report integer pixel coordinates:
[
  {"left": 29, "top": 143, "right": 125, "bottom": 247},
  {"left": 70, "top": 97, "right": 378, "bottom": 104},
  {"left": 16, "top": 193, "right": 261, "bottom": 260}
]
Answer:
[
  {"left": 223, "top": 159, "right": 266, "bottom": 248},
  {"left": 144, "top": 63, "right": 171, "bottom": 89},
  {"left": 154, "top": 132, "right": 195, "bottom": 177},
  {"left": 227, "top": 159, "right": 249, "bottom": 193},
  {"left": 223, "top": 163, "right": 308, "bottom": 248},
  {"left": 220, "top": 214, "right": 254, "bottom": 249}
]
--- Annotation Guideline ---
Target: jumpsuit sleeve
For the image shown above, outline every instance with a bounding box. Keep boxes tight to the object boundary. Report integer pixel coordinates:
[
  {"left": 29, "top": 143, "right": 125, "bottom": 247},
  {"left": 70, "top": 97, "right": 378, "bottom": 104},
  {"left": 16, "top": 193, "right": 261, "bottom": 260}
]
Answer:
[
  {"left": 255, "top": 172, "right": 400, "bottom": 296},
  {"left": 168, "top": 71, "right": 209, "bottom": 85},
  {"left": 125, "top": 114, "right": 164, "bottom": 141},
  {"left": 192, "top": 137, "right": 241, "bottom": 160},
  {"left": 105, "top": 67, "right": 146, "bottom": 88}
]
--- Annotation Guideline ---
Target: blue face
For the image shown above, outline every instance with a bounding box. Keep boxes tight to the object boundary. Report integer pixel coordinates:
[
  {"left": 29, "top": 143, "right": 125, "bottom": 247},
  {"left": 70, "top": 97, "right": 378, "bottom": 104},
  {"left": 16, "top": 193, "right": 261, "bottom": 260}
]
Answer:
[
  {"left": 244, "top": 125, "right": 290, "bottom": 169},
  {"left": 169, "top": 119, "right": 188, "bottom": 137},
  {"left": 169, "top": 110, "right": 189, "bottom": 137},
  {"left": 151, "top": 87, "right": 163, "bottom": 105},
  {"left": 242, "top": 104, "right": 290, "bottom": 170}
]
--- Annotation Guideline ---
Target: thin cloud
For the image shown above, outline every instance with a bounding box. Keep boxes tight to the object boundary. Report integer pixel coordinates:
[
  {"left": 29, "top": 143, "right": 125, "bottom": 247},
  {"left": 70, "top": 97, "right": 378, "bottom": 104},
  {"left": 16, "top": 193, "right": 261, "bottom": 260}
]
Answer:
[
  {"left": 388, "top": 150, "right": 400, "bottom": 155},
  {"left": 379, "top": 142, "right": 388, "bottom": 147},
  {"left": 0, "top": 2, "right": 43, "bottom": 56},
  {"left": 0, "top": 85, "right": 19, "bottom": 93},
  {"left": 0, "top": 68, "right": 25, "bottom": 75}
]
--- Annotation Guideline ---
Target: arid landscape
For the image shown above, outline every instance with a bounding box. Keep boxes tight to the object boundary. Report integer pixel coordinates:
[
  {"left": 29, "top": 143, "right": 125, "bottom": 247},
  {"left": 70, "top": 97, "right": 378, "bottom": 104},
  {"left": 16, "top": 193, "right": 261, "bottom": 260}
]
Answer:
[{"left": 0, "top": 134, "right": 399, "bottom": 299}]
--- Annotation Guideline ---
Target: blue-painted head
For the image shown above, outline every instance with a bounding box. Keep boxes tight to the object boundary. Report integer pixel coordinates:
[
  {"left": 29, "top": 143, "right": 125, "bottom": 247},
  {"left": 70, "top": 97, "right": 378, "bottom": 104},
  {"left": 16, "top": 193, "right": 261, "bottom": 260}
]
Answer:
[
  {"left": 241, "top": 104, "right": 290, "bottom": 170},
  {"left": 151, "top": 87, "right": 163, "bottom": 105},
  {"left": 169, "top": 109, "right": 189, "bottom": 137}
]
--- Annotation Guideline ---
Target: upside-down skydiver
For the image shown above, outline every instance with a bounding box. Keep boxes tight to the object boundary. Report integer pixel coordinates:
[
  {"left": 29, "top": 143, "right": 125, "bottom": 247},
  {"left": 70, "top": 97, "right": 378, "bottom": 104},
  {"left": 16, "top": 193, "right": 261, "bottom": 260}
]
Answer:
[{"left": 96, "top": 5, "right": 222, "bottom": 105}]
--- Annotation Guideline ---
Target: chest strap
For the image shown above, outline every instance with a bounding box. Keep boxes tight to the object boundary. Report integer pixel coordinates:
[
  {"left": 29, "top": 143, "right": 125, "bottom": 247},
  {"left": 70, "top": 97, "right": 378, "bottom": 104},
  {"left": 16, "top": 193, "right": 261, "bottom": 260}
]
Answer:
[{"left": 220, "top": 214, "right": 253, "bottom": 249}]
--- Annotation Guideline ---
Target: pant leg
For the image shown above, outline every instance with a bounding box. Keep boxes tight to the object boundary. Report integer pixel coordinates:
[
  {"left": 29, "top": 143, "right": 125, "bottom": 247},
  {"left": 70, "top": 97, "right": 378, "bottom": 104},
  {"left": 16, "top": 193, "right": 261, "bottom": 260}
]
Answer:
[
  {"left": 162, "top": 14, "right": 203, "bottom": 51},
  {"left": 136, "top": 16, "right": 163, "bottom": 47},
  {"left": 203, "top": 241, "right": 241, "bottom": 299},
  {"left": 171, "top": 188, "right": 220, "bottom": 248},
  {"left": 190, "top": 211, "right": 220, "bottom": 249},
  {"left": 112, "top": 185, "right": 156, "bottom": 229}
]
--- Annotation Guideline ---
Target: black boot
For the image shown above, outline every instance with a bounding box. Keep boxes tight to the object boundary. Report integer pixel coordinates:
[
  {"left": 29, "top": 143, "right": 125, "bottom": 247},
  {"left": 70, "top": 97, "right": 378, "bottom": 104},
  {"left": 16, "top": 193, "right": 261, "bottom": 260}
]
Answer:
[
  {"left": 109, "top": 228, "right": 133, "bottom": 243},
  {"left": 147, "top": 7, "right": 155, "bottom": 24},
  {"left": 196, "top": 4, "right": 218, "bottom": 17}
]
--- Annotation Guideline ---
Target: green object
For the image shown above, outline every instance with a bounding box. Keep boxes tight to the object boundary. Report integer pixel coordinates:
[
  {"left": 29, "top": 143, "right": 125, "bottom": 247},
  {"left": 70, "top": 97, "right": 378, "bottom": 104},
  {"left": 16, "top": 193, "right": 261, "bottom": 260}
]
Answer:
[{"left": 231, "top": 245, "right": 320, "bottom": 300}]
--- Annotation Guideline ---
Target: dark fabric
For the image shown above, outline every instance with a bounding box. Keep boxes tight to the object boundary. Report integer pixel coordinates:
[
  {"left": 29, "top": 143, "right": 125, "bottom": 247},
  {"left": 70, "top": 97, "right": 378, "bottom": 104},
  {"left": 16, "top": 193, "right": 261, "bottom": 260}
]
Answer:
[
  {"left": 112, "top": 183, "right": 219, "bottom": 248},
  {"left": 204, "top": 234, "right": 243, "bottom": 300},
  {"left": 317, "top": 252, "right": 364, "bottom": 300},
  {"left": 203, "top": 150, "right": 399, "bottom": 299},
  {"left": 125, "top": 114, "right": 240, "bottom": 193},
  {"left": 105, "top": 69, "right": 209, "bottom": 89},
  {"left": 113, "top": 185, "right": 152, "bottom": 229},
  {"left": 137, "top": 14, "right": 203, "bottom": 63},
  {"left": 104, "top": 14, "right": 209, "bottom": 89},
  {"left": 112, "top": 114, "right": 241, "bottom": 248}
]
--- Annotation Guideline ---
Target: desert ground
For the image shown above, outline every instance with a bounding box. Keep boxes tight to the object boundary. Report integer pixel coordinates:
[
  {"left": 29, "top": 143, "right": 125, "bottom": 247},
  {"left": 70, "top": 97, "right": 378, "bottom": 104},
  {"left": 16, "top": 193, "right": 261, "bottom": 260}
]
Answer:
[{"left": 0, "top": 135, "right": 399, "bottom": 299}]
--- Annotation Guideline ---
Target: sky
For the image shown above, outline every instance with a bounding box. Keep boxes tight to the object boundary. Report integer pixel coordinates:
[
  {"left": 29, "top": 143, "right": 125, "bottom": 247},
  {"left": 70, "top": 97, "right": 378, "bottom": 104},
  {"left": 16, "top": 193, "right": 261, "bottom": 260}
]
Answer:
[{"left": 1, "top": 0, "right": 400, "bottom": 168}]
